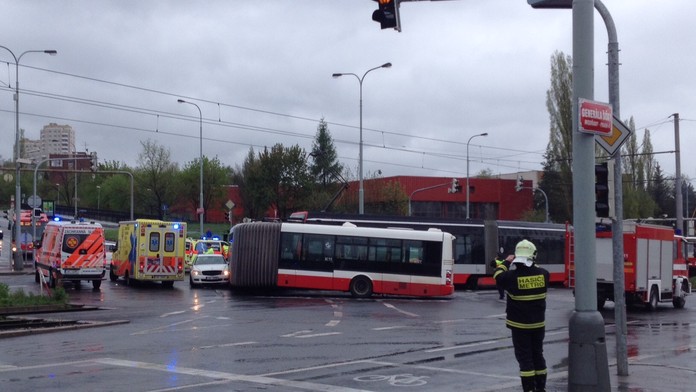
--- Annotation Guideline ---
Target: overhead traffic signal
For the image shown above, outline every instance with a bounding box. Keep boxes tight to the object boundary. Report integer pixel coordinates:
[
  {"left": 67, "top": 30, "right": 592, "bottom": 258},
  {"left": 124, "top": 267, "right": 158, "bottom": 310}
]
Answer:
[
  {"left": 90, "top": 152, "right": 98, "bottom": 172},
  {"left": 595, "top": 162, "right": 610, "bottom": 218},
  {"left": 515, "top": 176, "right": 524, "bottom": 192},
  {"left": 372, "top": 0, "right": 400, "bottom": 31}
]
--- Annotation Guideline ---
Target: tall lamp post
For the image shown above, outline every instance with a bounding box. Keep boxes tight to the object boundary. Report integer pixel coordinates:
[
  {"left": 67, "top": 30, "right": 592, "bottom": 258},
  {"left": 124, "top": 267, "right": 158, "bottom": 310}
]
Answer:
[
  {"left": 466, "top": 132, "right": 488, "bottom": 219},
  {"left": 0, "top": 46, "right": 57, "bottom": 271},
  {"left": 177, "top": 99, "right": 204, "bottom": 237},
  {"left": 332, "top": 62, "right": 391, "bottom": 215}
]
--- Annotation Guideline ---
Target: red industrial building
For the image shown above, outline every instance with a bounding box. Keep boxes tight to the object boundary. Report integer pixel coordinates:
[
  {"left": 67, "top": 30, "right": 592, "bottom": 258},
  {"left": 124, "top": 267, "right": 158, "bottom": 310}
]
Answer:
[{"left": 345, "top": 175, "right": 535, "bottom": 220}]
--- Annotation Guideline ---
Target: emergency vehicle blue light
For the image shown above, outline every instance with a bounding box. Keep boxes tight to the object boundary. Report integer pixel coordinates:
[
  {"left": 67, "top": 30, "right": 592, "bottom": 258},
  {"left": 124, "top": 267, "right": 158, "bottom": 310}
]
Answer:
[
  {"left": 173, "top": 223, "right": 180, "bottom": 230},
  {"left": 212, "top": 236, "right": 220, "bottom": 240},
  {"left": 53, "top": 216, "right": 61, "bottom": 221}
]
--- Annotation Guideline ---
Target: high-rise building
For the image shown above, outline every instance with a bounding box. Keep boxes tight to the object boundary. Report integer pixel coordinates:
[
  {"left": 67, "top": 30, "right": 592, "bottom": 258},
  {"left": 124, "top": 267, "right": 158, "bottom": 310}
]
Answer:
[{"left": 23, "top": 123, "right": 76, "bottom": 160}]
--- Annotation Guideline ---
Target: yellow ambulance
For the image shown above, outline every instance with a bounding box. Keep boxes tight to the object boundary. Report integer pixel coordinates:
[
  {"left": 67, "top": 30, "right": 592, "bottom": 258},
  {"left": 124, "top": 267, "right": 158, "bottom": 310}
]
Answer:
[{"left": 110, "top": 219, "right": 186, "bottom": 287}]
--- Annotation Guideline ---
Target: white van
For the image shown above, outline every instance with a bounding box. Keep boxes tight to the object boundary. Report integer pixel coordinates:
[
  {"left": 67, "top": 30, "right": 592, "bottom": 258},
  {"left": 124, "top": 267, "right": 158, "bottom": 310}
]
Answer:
[{"left": 35, "top": 220, "right": 107, "bottom": 290}]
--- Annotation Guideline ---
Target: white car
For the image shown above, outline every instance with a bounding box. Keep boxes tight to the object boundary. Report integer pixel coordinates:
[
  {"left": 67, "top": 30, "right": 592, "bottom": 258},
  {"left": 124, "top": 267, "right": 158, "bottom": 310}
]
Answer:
[{"left": 189, "top": 254, "right": 230, "bottom": 287}]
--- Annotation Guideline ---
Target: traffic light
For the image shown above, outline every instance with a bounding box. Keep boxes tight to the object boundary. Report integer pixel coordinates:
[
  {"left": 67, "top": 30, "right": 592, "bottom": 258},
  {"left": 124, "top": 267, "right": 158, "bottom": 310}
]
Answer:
[
  {"left": 372, "top": 0, "right": 400, "bottom": 31},
  {"left": 90, "top": 152, "right": 98, "bottom": 172},
  {"left": 448, "top": 178, "right": 462, "bottom": 194},
  {"left": 595, "top": 162, "right": 610, "bottom": 218},
  {"left": 224, "top": 210, "right": 231, "bottom": 223},
  {"left": 515, "top": 176, "right": 523, "bottom": 192}
]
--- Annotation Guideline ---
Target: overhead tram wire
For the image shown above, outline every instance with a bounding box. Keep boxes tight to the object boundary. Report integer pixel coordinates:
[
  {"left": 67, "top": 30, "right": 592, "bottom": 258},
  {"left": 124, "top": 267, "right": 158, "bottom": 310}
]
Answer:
[{"left": 6, "top": 62, "right": 548, "bottom": 161}]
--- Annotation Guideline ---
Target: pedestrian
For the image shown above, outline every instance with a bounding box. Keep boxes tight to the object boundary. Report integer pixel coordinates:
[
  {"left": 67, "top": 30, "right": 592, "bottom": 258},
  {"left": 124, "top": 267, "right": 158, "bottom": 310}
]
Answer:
[{"left": 493, "top": 239, "right": 549, "bottom": 392}]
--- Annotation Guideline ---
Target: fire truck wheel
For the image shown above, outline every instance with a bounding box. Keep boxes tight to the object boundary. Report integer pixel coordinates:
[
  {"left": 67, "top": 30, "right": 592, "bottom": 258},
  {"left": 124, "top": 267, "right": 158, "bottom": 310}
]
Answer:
[
  {"left": 48, "top": 273, "right": 56, "bottom": 289},
  {"left": 646, "top": 287, "right": 659, "bottom": 311},
  {"left": 35, "top": 270, "right": 40, "bottom": 284},
  {"left": 74, "top": 281, "right": 82, "bottom": 290},
  {"left": 92, "top": 279, "right": 102, "bottom": 290},
  {"left": 162, "top": 281, "right": 174, "bottom": 289},
  {"left": 350, "top": 276, "right": 373, "bottom": 298},
  {"left": 673, "top": 296, "right": 685, "bottom": 309}
]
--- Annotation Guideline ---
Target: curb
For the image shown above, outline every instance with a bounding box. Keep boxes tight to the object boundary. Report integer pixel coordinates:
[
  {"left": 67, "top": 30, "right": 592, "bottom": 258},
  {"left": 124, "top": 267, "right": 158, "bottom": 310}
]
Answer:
[{"left": 0, "top": 319, "right": 130, "bottom": 339}]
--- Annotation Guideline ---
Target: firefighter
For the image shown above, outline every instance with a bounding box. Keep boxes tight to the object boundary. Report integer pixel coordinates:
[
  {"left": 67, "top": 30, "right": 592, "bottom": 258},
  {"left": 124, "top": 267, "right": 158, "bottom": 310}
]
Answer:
[{"left": 493, "top": 239, "right": 549, "bottom": 392}]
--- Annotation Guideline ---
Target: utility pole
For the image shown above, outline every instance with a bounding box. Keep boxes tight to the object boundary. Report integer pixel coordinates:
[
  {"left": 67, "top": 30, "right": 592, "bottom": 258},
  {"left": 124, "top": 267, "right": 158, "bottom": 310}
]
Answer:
[{"left": 673, "top": 113, "right": 683, "bottom": 235}]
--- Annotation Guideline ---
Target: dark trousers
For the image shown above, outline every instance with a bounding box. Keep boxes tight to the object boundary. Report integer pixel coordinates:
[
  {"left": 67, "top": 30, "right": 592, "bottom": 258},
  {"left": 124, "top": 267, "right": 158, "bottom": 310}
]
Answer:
[{"left": 511, "top": 327, "right": 547, "bottom": 390}]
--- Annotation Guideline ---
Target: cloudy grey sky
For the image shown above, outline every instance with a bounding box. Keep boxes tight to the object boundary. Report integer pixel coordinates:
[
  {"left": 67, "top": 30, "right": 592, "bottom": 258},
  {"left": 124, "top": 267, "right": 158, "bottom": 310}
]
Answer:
[{"left": 1, "top": 0, "right": 694, "bottom": 184}]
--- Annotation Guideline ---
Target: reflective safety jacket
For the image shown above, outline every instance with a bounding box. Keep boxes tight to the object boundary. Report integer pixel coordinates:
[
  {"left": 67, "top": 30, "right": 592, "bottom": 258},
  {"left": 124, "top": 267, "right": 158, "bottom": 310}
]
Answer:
[{"left": 493, "top": 262, "right": 549, "bottom": 330}]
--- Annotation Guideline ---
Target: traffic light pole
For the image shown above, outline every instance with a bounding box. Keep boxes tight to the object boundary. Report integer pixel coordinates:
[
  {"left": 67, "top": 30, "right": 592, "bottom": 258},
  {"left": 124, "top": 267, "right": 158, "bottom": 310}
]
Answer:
[{"left": 568, "top": 1, "right": 610, "bottom": 390}]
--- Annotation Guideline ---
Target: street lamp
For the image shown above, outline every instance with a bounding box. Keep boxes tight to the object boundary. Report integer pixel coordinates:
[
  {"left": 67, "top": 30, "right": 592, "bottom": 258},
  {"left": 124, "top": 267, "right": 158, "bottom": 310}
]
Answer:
[
  {"left": 177, "top": 99, "right": 204, "bottom": 237},
  {"left": 465, "top": 132, "right": 488, "bottom": 219},
  {"left": 332, "top": 62, "right": 391, "bottom": 215},
  {"left": 0, "top": 46, "right": 57, "bottom": 271}
]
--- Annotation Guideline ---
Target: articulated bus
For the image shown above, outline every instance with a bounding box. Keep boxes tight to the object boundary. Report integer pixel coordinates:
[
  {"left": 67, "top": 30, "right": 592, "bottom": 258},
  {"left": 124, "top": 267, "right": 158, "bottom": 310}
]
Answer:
[
  {"left": 288, "top": 212, "right": 572, "bottom": 289},
  {"left": 230, "top": 221, "right": 455, "bottom": 298}
]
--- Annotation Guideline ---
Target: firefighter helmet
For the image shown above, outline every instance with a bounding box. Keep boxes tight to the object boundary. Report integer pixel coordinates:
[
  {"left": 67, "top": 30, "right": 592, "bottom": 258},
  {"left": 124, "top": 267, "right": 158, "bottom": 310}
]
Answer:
[{"left": 513, "top": 239, "right": 537, "bottom": 267}]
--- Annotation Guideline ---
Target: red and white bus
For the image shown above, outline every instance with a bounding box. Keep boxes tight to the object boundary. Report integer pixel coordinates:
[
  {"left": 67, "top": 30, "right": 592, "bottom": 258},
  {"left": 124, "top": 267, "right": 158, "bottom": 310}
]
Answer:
[
  {"left": 288, "top": 212, "right": 572, "bottom": 289},
  {"left": 229, "top": 221, "right": 455, "bottom": 298}
]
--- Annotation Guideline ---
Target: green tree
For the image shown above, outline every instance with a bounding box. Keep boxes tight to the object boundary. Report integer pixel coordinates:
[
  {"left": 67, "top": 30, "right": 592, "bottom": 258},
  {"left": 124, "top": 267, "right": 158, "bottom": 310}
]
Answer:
[
  {"left": 649, "top": 163, "right": 673, "bottom": 217},
  {"left": 135, "top": 139, "right": 178, "bottom": 219},
  {"left": 540, "top": 51, "right": 574, "bottom": 223},
  {"left": 242, "top": 144, "right": 313, "bottom": 219},
  {"left": 178, "top": 156, "right": 230, "bottom": 221},
  {"left": 310, "top": 118, "right": 343, "bottom": 186}
]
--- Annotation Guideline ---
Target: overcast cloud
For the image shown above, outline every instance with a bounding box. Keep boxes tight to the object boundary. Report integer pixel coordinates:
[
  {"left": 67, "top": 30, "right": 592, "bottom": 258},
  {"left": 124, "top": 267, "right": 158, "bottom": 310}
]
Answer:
[{"left": 1, "top": 0, "right": 694, "bottom": 184}]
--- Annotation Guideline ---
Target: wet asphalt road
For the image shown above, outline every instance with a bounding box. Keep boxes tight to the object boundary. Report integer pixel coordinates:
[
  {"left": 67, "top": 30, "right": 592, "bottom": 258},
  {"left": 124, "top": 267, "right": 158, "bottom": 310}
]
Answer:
[{"left": 1, "top": 248, "right": 696, "bottom": 391}]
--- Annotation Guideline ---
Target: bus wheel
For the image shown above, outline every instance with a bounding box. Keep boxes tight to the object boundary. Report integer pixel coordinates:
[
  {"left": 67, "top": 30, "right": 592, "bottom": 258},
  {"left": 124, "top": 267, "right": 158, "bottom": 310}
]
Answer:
[
  {"left": 350, "top": 276, "right": 373, "bottom": 298},
  {"left": 92, "top": 279, "right": 102, "bottom": 290},
  {"left": 646, "top": 287, "right": 659, "bottom": 311}
]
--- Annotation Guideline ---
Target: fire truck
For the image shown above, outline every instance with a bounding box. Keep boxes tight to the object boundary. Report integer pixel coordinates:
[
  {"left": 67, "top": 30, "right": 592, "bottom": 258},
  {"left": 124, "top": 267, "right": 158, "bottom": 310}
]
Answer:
[
  {"left": 109, "top": 219, "right": 186, "bottom": 287},
  {"left": 10, "top": 209, "right": 49, "bottom": 266},
  {"left": 594, "top": 222, "right": 691, "bottom": 310}
]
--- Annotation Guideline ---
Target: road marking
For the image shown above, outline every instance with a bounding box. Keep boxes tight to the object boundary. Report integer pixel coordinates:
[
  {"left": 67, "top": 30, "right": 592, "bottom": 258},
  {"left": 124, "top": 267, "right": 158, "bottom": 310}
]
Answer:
[
  {"left": 198, "top": 341, "right": 257, "bottom": 350},
  {"left": 161, "top": 310, "right": 187, "bottom": 317},
  {"left": 326, "top": 320, "right": 340, "bottom": 327},
  {"left": 425, "top": 339, "right": 499, "bottom": 353},
  {"left": 382, "top": 302, "right": 419, "bottom": 317},
  {"left": 132, "top": 318, "right": 203, "bottom": 335},
  {"left": 363, "top": 359, "right": 518, "bottom": 381},
  {"left": 373, "top": 326, "right": 408, "bottom": 331},
  {"left": 93, "top": 358, "right": 372, "bottom": 392},
  {"left": 296, "top": 332, "right": 342, "bottom": 338}
]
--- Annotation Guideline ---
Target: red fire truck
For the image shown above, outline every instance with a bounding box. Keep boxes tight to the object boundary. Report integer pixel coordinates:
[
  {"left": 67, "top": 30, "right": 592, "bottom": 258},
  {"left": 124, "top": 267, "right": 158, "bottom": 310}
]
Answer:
[{"left": 594, "top": 222, "right": 691, "bottom": 310}]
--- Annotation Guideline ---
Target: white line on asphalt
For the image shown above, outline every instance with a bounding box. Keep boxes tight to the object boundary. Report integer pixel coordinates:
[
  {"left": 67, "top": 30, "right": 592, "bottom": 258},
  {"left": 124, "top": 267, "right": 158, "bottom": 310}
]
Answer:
[
  {"left": 295, "top": 332, "right": 342, "bottom": 338},
  {"left": 382, "top": 302, "right": 419, "bottom": 317},
  {"left": 161, "top": 310, "right": 187, "bottom": 317},
  {"left": 363, "top": 359, "right": 518, "bottom": 381},
  {"left": 372, "top": 326, "right": 408, "bottom": 331},
  {"left": 425, "top": 339, "right": 499, "bottom": 353},
  {"left": 131, "top": 318, "right": 203, "bottom": 335},
  {"left": 326, "top": 320, "right": 341, "bottom": 327},
  {"left": 281, "top": 329, "right": 313, "bottom": 337},
  {"left": 93, "top": 358, "right": 373, "bottom": 392},
  {"left": 198, "top": 341, "right": 257, "bottom": 350}
]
